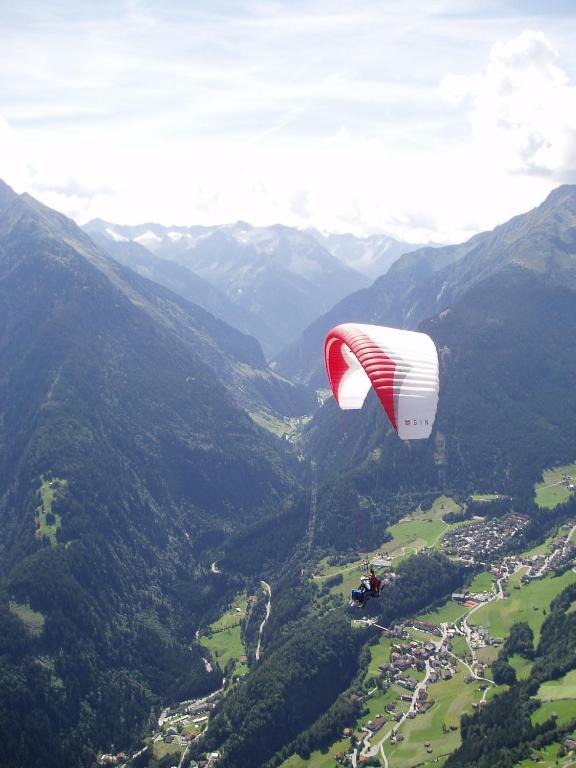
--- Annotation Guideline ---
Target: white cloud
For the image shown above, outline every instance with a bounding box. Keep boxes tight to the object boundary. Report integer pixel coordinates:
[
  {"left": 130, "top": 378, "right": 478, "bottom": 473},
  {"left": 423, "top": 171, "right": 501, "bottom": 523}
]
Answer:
[
  {"left": 440, "top": 29, "right": 576, "bottom": 179},
  {"left": 2, "top": 7, "right": 576, "bottom": 244}
]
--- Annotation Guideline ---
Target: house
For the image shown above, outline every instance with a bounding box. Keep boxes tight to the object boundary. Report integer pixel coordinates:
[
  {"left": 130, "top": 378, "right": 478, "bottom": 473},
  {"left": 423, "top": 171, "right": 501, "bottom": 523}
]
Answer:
[
  {"left": 366, "top": 716, "right": 387, "bottom": 733},
  {"left": 412, "top": 620, "right": 441, "bottom": 636},
  {"left": 564, "top": 735, "right": 576, "bottom": 751}
]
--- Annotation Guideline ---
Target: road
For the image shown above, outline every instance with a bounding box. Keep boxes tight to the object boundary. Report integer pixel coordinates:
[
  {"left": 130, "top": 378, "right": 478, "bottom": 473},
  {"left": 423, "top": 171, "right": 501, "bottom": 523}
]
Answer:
[{"left": 255, "top": 580, "right": 271, "bottom": 661}]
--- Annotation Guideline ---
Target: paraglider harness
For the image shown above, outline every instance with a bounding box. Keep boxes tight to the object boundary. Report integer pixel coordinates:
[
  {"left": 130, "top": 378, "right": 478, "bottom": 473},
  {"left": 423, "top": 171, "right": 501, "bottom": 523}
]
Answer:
[{"left": 351, "top": 562, "right": 382, "bottom": 608}]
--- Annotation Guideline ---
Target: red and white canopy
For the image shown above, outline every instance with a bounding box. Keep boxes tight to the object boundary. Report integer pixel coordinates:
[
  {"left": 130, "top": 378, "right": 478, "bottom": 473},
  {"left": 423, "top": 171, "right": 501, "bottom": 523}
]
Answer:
[{"left": 324, "top": 323, "right": 439, "bottom": 440}]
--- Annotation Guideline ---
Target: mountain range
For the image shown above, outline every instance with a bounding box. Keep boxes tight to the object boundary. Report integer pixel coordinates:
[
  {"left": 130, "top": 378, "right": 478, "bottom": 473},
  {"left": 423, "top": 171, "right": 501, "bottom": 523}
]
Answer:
[
  {"left": 83, "top": 219, "right": 373, "bottom": 357},
  {"left": 276, "top": 185, "right": 576, "bottom": 386},
  {"left": 3, "top": 177, "right": 576, "bottom": 767},
  {"left": 0, "top": 179, "right": 311, "bottom": 767},
  {"left": 309, "top": 228, "right": 427, "bottom": 280}
]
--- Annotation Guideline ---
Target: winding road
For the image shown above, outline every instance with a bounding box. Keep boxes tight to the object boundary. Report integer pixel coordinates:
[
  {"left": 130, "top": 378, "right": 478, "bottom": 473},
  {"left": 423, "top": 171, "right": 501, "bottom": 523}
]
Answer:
[{"left": 255, "top": 580, "right": 271, "bottom": 661}]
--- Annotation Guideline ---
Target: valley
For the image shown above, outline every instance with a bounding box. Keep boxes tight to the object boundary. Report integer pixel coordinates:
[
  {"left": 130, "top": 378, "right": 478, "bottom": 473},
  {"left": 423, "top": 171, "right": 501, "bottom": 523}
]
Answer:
[
  {"left": 164, "top": 470, "right": 576, "bottom": 768},
  {"left": 2, "top": 178, "right": 576, "bottom": 768}
]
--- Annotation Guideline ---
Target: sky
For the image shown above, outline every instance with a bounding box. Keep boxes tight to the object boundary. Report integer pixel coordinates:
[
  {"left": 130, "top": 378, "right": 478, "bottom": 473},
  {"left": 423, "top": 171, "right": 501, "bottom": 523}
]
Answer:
[{"left": 2, "top": 0, "right": 576, "bottom": 243}]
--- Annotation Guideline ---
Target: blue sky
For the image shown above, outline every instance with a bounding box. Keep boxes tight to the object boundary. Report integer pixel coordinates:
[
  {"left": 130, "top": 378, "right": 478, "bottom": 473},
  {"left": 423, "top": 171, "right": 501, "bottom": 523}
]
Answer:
[{"left": 2, "top": 0, "right": 576, "bottom": 242}]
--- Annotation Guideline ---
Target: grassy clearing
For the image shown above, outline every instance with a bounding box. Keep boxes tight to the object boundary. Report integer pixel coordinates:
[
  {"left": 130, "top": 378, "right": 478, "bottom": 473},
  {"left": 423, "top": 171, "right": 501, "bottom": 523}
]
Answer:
[
  {"left": 199, "top": 594, "right": 248, "bottom": 675},
  {"left": 36, "top": 476, "right": 67, "bottom": 545},
  {"left": 470, "top": 494, "right": 501, "bottom": 501},
  {"left": 248, "top": 411, "right": 309, "bottom": 438},
  {"left": 468, "top": 571, "right": 494, "bottom": 593},
  {"left": 536, "top": 669, "right": 576, "bottom": 702},
  {"left": 366, "top": 637, "right": 396, "bottom": 676},
  {"left": 153, "top": 739, "right": 184, "bottom": 760},
  {"left": 280, "top": 736, "right": 352, "bottom": 768},
  {"left": 508, "top": 654, "right": 533, "bottom": 680},
  {"left": 449, "top": 635, "right": 470, "bottom": 659},
  {"left": 531, "top": 699, "right": 576, "bottom": 727},
  {"left": 200, "top": 626, "right": 247, "bottom": 675},
  {"left": 9, "top": 602, "right": 45, "bottom": 636},
  {"left": 472, "top": 570, "right": 576, "bottom": 643},
  {"left": 419, "top": 601, "right": 469, "bottom": 625},
  {"left": 210, "top": 593, "right": 247, "bottom": 631},
  {"left": 384, "top": 518, "right": 447, "bottom": 555},
  {"left": 534, "top": 461, "right": 576, "bottom": 509},
  {"left": 514, "top": 741, "right": 563, "bottom": 767}
]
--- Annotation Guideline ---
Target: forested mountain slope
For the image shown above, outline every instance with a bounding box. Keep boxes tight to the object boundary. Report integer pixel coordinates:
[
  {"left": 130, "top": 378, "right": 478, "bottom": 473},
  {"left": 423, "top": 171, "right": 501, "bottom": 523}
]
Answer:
[
  {"left": 86, "top": 231, "right": 279, "bottom": 355},
  {"left": 303, "top": 267, "right": 576, "bottom": 551},
  {"left": 277, "top": 185, "right": 576, "bottom": 386},
  {"left": 0, "top": 180, "right": 306, "bottom": 767},
  {"left": 84, "top": 219, "right": 369, "bottom": 356}
]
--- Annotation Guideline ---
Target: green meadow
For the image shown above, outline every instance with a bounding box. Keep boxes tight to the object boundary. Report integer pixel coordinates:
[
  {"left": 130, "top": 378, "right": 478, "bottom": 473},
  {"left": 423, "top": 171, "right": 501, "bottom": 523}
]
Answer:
[
  {"left": 471, "top": 570, "right": 576, "bottom": 643},
  {"left": 534, "top": 461, "right": 576, "bottom": 508},
  {"left": 199, "top": 593, "right": 248, "bottom": 675}
]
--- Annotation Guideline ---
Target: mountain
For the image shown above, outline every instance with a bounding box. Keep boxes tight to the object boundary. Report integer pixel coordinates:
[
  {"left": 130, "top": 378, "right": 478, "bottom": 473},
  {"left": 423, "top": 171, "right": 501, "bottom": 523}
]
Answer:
[
  {"left": 83, "top": 219, "right": 370, "bottom": 356},
  {"left": 303, "top": 266, "right": 576, "bottom": 551},
  {"left": 309, "top": 229, "right": 428, "bottom": 280},
  {"left": 85, "top": 230, "right": 281, "bottom": 356},
  {"left": 0, "top": 181, "right": 309, "bottom": 766},
  {"left": 276, "top": 185, "right": 576, "bottom": 386}
]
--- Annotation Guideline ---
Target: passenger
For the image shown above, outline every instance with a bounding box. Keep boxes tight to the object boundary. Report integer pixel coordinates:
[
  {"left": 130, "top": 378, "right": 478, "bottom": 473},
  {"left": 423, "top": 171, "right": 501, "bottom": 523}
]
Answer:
[
  {"left": 351, "top": 576, "right": 370, "bottom": 606},
  {"left": 369, "top": 568, "right": 381, "bottom": 597}
]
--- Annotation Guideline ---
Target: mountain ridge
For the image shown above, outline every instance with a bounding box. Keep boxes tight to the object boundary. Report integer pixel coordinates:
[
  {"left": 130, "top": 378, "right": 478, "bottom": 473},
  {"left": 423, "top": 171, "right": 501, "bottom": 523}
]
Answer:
[
  {"left": 276, "top": 184, "right": 576, "bottom": 386},
  {"left": 83, "top": 218, "right": 371, "bottom": 355}
]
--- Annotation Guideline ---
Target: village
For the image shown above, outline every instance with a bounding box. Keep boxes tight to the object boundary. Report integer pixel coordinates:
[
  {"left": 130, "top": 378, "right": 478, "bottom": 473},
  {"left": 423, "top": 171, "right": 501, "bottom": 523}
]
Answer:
[
  {"left": 332, "top": 522, "right": 576, "bottom": 768},
  {"left": 441, "top": 513, "right": 530, "bottom": 563},
  {"left": 95, "top": 514, "right": 575, "bottom": 768}
]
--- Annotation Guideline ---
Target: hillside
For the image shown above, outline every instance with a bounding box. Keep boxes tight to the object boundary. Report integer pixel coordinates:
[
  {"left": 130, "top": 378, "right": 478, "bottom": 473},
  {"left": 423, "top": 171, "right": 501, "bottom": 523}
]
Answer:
[
  {"left": 83, "top": 219, "right": 369, "bottom": 356},
  {"left": 0, "top": 181, "right": 306, "bottom": 767},
  {"left": 303, "top": 267, "right": 576, "bottom": 551},
  {"left": 276, "top": 185, "right": 576, "bottom": 386}
]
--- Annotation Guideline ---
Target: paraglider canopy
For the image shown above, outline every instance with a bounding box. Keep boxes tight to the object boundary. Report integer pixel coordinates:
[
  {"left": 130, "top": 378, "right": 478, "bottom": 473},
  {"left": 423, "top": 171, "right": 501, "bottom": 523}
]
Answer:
[{"left": 324, "top": 323, "right": 439, "bottom": 440}]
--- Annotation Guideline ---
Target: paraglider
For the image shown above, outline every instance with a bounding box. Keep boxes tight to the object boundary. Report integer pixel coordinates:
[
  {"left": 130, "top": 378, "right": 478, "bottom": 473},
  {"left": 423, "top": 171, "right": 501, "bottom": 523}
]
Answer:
[{"left": 324, "top": 323, "right": 439, "bottom": 439}]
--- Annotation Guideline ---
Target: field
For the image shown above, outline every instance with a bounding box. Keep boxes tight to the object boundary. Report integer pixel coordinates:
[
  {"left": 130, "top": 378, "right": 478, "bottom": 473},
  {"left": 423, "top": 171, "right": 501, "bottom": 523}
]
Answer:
[
  {"left": 536, "top": 669, "right": 576, "bottom": 702},
  {"left": 248, "top": 411, "right": 310, "bottom": 438},
  {"left": 531, "top": 698, "right": 576, "bottom": 727},
  {"left": 514, "top": 741, "right": 563, "bottom": 768},
  {"left": 419, "top": 600, "right": 469, "bottom": 625},
  {"left": 281, "top": 737, "right": 351, "bottom": 768},
  {"left": 385, "top": 666, "right": 483, "bottom": 768},
  {"left": 199, "top": 594, "right": 248, "bottom": 675},
  {"left": 449, "top": 635, "right": 470, "bottom": 659},
  {"left": 508, "top": 654, "right": 533, "bottom": 680},
  {"left": 153, "top": 739, "right": 184, "bottom": 761},
  {"left": 534, "top": 461, "right": 576, "bottom": 508},
  {"left": 36, "top": 476, "right": 67, "bottom": 545},
  {"left": 468, "top": 571, "right": 494, "bottom": 592},
  {"left": 9, "top": 602, "right": 45, "bottom": 636},
  {"left": 471, "top": 570, "right": 576, "bottom": 643}
]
